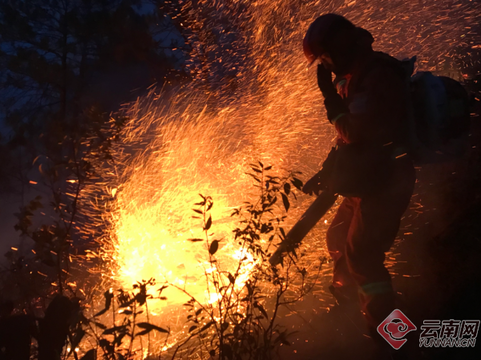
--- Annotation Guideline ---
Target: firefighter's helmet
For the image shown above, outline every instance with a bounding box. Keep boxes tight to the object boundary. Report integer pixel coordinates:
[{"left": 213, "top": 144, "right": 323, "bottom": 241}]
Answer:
[{"left": 303, "top": 14, "right": 356, "bottom": 66}]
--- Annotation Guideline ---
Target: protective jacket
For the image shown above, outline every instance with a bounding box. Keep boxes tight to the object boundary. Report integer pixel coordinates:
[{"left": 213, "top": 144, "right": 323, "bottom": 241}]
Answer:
[
  {"left": 326, "top": 49, "right": 414, "bottom": 197},
  {"left": 324, "top": 42, "right": 416, "bottom": 330}
]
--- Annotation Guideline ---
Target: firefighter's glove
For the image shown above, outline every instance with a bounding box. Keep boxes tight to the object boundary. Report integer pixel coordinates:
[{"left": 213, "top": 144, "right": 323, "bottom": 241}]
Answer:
[
  {"left": 302, "top": 171, "right": 325, "bottom": 196},
  {"left": 317, "top": 64, "right": 337, "bottom": 97},
  {"left": 317, "top": 64, "right": 349, "bottom": 124}
]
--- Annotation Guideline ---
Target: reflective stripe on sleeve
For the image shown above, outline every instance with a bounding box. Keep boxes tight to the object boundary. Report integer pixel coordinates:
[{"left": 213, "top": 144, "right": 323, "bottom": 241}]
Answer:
[
  {"left": 360, "top": 281, "right": 392, "bottom": 296},
  {"left": 331, "top": 112, "right": 348, "bottom": 124}
]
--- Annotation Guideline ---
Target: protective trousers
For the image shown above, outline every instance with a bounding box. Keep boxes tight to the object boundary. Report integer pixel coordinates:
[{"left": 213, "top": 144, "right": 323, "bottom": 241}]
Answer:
[{"left": 326, "top": 158, "right": 415, "bottom": 328}]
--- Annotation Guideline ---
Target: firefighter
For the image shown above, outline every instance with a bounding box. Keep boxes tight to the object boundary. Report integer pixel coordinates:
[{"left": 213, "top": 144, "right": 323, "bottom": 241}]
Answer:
[{"left": 301, "top": 13, "right": 416, "bottom": 336}]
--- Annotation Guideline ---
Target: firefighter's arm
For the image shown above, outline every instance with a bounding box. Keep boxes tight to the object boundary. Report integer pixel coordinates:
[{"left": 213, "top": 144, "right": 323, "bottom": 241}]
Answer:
[
  {"left": 317, "top": 64, "right": 350, "bottom": 124},
  {"left": 330, "top": 66, "right": 408, "bottom": 144}
]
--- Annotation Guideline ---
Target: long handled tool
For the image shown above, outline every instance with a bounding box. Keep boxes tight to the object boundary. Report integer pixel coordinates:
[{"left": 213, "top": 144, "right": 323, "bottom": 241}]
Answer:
[{"left": 269, "top": 191, "right": 338, "bottom": 266}]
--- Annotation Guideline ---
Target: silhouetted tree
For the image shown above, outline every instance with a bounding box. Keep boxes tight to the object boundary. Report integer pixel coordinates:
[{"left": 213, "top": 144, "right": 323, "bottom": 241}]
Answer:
[{"left": 0, "top": 0, "right": 184, "bottom": 304}]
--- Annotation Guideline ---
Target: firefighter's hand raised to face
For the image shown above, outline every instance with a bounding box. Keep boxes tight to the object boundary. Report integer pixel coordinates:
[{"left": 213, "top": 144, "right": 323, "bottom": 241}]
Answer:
[{"left": 317, "top": 63, "right": 336, "bottom": 97}]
